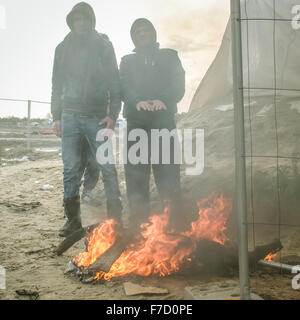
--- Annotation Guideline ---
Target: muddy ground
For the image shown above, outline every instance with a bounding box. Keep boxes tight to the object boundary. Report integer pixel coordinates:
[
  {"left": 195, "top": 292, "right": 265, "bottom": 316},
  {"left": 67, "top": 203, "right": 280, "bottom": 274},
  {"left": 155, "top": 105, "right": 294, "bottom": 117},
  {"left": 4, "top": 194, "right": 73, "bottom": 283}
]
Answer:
[{"left": 0, "top": 123, "right": 300, "bottom": 300}]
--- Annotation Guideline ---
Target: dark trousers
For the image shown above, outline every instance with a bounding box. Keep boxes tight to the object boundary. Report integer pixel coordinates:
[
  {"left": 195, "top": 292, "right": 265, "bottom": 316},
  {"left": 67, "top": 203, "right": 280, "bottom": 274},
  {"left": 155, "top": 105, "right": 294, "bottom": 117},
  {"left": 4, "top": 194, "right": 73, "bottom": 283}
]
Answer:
[
  {"left": 125, "top": 116, "right": 181, "bottom": 226},
  {"left": 79, "top": 137, "right": 100, "bottom": 192}
]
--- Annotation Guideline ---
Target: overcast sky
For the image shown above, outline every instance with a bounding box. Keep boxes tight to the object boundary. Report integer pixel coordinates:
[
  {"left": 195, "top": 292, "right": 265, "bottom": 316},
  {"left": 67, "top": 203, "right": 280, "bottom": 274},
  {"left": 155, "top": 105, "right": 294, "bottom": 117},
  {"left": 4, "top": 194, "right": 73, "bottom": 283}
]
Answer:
[{"left": 0, "top": 0, "right": 230, "bottom": 118}]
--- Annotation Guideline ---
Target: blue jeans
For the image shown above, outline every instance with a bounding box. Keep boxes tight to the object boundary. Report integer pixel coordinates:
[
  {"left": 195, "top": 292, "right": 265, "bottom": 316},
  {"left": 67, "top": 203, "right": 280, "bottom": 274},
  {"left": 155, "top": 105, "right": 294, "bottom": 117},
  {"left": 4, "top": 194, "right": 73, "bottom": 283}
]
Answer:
[
  {"left": 79, "top": 137, "right": 100, "bottom": 192},
  {"left": 61, "top": 112, "right": 121, "bottom": 200}
]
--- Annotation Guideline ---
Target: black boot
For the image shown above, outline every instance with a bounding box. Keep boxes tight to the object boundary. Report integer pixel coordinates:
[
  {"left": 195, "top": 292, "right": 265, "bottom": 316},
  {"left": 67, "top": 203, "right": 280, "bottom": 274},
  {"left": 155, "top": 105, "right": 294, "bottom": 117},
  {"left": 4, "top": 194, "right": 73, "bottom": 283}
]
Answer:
[
  {"left": 106, "top": 198, "right": 123, "bottom": 229},
  {"left": 167, "top": 192, "right": 191, "bottom": 232},
  {"left": 59, "top": 196, "right": 82, "bottom": 237}
]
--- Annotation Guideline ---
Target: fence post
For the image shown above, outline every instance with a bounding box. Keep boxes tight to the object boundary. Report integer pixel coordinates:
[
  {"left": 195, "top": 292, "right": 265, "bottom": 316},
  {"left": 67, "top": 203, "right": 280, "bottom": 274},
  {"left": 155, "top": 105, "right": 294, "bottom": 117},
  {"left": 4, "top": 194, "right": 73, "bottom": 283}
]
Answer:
[
  {"left": 231, "top": 0, "right": 251, "bottom": 300},
  {"left": 26, "top": 100, "right": 31, "bottom": 151}
]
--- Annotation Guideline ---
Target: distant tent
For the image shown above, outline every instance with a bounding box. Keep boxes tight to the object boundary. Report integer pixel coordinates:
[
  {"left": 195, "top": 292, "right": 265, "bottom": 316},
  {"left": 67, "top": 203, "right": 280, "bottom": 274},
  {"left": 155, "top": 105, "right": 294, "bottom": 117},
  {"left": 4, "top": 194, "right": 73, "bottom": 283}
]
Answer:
[{"left": 190, "top": 0, "right": 300, "bottom": 111}]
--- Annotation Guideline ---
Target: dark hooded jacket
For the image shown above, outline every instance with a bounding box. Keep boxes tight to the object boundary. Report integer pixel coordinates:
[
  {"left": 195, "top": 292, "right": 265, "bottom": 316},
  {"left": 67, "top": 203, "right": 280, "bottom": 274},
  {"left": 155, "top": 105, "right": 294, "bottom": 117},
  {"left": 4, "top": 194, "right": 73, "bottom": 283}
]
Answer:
[
  {"left": 120, "top": 18, "right": 185, "bottom": 124},
  {"left": 51, "top": 2, "right": 121, "bottom": 121}
]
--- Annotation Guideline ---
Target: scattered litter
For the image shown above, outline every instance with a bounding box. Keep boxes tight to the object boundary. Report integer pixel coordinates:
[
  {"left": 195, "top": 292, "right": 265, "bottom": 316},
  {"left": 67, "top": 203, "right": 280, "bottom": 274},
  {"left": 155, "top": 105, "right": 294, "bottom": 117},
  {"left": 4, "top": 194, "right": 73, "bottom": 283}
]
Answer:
[
  {"left": 1, "top": 163, "right": 7, "bottom": 167},
  {"left": 41, "top": 184, "right": 54, "bottom": 190},
  {"left": 1, "top": 156, "right": 32, "bottom": 163},
  {"left": 64, "top": 261, "right": 91, "bottom": 281},
  {"left": 123, "top": 282, "right": 169, "bottom": 296},
  {"left": 64, "top": 261, "right": 79, "bottom": 275},
  {"left": 81, "top": 276, "right": 95, "bottom": 284},
  {"left": 34, "top": 148, "right": 59, "bottom": 153},
  {"left": 16, "top": 289, "right": 39, "bottom": 300}
]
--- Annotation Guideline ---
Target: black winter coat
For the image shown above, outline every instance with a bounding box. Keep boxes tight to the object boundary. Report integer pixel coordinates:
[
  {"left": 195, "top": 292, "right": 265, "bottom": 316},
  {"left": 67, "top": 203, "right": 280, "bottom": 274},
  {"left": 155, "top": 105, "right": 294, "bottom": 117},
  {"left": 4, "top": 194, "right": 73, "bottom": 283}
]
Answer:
[
  {"left": 51, "top": 31, "right": 121, "bottom": 121},
  {"left": 120, "top": 46, "right": 185, "bottom": 124}
]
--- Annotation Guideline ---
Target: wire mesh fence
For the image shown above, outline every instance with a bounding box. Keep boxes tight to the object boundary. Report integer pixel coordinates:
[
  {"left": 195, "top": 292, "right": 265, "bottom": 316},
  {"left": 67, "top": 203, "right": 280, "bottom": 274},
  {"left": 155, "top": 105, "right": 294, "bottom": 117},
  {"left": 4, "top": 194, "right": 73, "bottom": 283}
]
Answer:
[
  {"left": 0, "top": 98, "right": 51, "bottom": 150},
  {"left": 240, "top": 0, "right": 300, "bottom": 284}
]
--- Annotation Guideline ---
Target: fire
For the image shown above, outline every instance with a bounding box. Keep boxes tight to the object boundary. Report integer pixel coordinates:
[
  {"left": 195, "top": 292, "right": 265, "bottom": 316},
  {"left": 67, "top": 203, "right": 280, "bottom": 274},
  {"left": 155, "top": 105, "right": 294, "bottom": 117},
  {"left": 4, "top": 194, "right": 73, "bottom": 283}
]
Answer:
[
  {"left": 264, "top": 250, "right": 279, "bottom": 262},
  {"left": 74, "top": 194, "right": 232, "bottom": 281},
  {"left": 75, "top": 219, "right": 119, "bottom": 267}
]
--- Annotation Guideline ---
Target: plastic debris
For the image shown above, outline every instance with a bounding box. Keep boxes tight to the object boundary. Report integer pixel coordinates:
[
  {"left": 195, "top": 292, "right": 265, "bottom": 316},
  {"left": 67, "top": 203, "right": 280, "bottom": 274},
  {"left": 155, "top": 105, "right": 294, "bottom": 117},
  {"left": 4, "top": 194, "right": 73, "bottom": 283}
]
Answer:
[{"left": 41, "top": 184, "right": 54, "bottom": 190}]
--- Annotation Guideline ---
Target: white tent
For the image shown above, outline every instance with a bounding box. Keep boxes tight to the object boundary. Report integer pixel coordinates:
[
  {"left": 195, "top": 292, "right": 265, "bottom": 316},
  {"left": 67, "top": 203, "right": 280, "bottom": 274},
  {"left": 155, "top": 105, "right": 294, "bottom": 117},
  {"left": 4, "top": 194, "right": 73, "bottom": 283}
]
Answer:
[
  {"left": 190, "top": 0, "right": 300, "bottom": 111},
  {"left": 179, "top": 0, "right": 300, "bottom": 241}
]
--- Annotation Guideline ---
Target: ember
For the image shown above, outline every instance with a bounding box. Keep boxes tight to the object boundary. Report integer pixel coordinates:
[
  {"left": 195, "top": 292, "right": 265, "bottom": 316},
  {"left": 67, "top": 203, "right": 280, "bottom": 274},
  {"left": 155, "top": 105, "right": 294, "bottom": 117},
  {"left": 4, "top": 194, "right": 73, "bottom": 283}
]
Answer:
[
  {"left": 73, "top": 194, "right": 232, "bottom": 281},
  {"left": 264, "top": 249, "right": 280, "bottom": 262}
]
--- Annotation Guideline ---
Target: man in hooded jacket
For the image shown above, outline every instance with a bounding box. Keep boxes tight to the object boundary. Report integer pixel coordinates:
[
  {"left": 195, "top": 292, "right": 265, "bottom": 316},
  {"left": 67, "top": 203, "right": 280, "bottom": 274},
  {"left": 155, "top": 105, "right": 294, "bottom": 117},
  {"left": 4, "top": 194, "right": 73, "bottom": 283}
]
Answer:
[
  {"left": 51, "top": 2, "right": 122, "bottom": 237},
  {"left": 120, "top": 19, "right": 185, "bottom": 232}
]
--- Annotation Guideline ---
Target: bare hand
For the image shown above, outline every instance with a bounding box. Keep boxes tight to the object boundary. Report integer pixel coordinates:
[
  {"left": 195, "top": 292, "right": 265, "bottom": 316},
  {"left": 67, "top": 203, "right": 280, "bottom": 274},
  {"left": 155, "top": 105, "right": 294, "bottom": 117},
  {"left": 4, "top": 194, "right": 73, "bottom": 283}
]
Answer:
[
  {"left": 53, "top": 120, "right": 61, "bottom": 138},
  {"left": 136, "top": 101, "right": 152, "bottom": 111},
  {"left": 99, "top": 116, "right": 115, "bottom": 138},
  {"left": 151, "top": 100, "right": 167, "bottom": 111}
]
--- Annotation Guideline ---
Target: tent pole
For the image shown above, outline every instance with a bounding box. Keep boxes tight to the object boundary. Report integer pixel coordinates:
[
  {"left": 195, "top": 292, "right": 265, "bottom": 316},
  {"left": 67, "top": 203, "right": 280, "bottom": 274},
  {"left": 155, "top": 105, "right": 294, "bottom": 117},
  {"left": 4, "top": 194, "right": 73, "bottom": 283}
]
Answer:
[
  {"left": 26, "top": 100, "right": 32, "bottom": 151},
  {"left": 231, "top": 0, "right": 251, "bottom": 300}
]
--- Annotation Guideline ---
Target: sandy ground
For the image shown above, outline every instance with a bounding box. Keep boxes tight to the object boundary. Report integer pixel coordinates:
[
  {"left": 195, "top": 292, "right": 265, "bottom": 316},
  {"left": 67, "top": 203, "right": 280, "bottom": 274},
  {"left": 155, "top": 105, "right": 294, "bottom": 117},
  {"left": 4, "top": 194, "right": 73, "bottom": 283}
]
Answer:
[{"left": 0, "top": 124, "right": 300, "bottom": 300}]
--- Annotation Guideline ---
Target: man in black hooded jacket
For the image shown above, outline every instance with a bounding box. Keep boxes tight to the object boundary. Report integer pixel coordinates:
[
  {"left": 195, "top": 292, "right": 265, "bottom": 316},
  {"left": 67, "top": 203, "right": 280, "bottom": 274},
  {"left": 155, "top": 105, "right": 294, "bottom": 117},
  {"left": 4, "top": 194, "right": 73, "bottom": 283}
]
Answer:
[
  {"left": 120, "top": 18, "right": 185, "bottom": 232},
  {"left": 51, "top": 2, "right": 122, "bottom": 237}
]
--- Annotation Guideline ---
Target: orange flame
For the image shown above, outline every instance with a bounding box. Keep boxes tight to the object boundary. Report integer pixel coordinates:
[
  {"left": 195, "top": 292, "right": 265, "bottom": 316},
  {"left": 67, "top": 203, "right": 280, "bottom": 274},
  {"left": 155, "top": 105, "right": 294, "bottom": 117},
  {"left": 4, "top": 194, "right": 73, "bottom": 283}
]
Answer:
[
  {"left": 264, "top": 250, "right": 279, "bottom": 262},
  {"left": 74, "top": 194, "right": 232, "bottom": 281},
  {"left": 75, "top": 219, "right": 119, "bottom": 267}
]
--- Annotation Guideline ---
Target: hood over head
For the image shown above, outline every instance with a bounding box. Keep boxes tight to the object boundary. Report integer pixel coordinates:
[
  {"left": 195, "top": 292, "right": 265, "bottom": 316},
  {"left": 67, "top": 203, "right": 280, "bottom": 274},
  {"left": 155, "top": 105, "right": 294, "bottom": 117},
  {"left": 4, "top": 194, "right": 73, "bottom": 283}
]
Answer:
[
  {"left": 66, "top": 2, "right": 96, "bottom": 31},
  {"left": 130, "top": 18, "right": 157, "bottom": 49}
]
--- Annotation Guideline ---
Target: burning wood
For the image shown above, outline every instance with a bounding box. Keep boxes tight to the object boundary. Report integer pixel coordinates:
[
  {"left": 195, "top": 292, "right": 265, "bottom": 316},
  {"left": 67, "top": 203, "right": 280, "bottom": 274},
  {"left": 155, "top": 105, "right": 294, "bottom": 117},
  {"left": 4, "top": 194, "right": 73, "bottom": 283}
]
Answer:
[
  {"left": 67, "top": 195, "right": 283, "bottom": 282},
  {"left": 191, "top": 238, "right": 283, "bottom": 273},
  {"left": 263, "top": 248, "right": 281, "bottom": 262},
  {"left": 87, "top": 234, "right": 129, "bottom": 273},
  {"left": 56, "top": 223, "right": 99, "bottom": 256},
  {"left": 72, "top": 195, "right": 232, "bottom": 280},
  {"left": 250, "top": 240, "right": 282, "bottom": 266}
]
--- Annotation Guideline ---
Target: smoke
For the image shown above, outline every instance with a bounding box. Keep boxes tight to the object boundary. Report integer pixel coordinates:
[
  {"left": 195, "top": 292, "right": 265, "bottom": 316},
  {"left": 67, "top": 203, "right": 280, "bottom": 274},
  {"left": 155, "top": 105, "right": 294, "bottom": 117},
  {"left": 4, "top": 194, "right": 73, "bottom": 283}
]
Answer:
[
  {"left": 143, "top": 1, "right": 230, "bottom": 112},
  {"left": 0, "top": 5, "right": 6, "bottom": 30},
  {"left": 159, "top": 7, "right": 228, "bottom": 52}
]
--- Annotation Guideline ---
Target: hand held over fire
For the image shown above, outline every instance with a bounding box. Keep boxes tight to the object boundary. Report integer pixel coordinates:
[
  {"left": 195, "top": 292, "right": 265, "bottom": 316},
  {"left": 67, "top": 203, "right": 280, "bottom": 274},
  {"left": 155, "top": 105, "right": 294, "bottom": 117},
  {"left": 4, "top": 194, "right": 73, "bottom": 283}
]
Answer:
[{"left": 136, "top": 100, "right": 167, "bottom": 112}]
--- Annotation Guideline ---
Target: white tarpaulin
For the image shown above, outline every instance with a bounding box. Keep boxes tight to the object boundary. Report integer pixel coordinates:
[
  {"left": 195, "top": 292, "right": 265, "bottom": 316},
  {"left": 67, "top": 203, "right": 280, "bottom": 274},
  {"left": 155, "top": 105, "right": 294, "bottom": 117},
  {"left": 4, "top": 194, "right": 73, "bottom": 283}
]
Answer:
[
  {"left": 190, "top": 0, "right": 300, "bottom": 111},
  {"left": 178, "top": 0, "right": 300, "bottom": 229}
]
